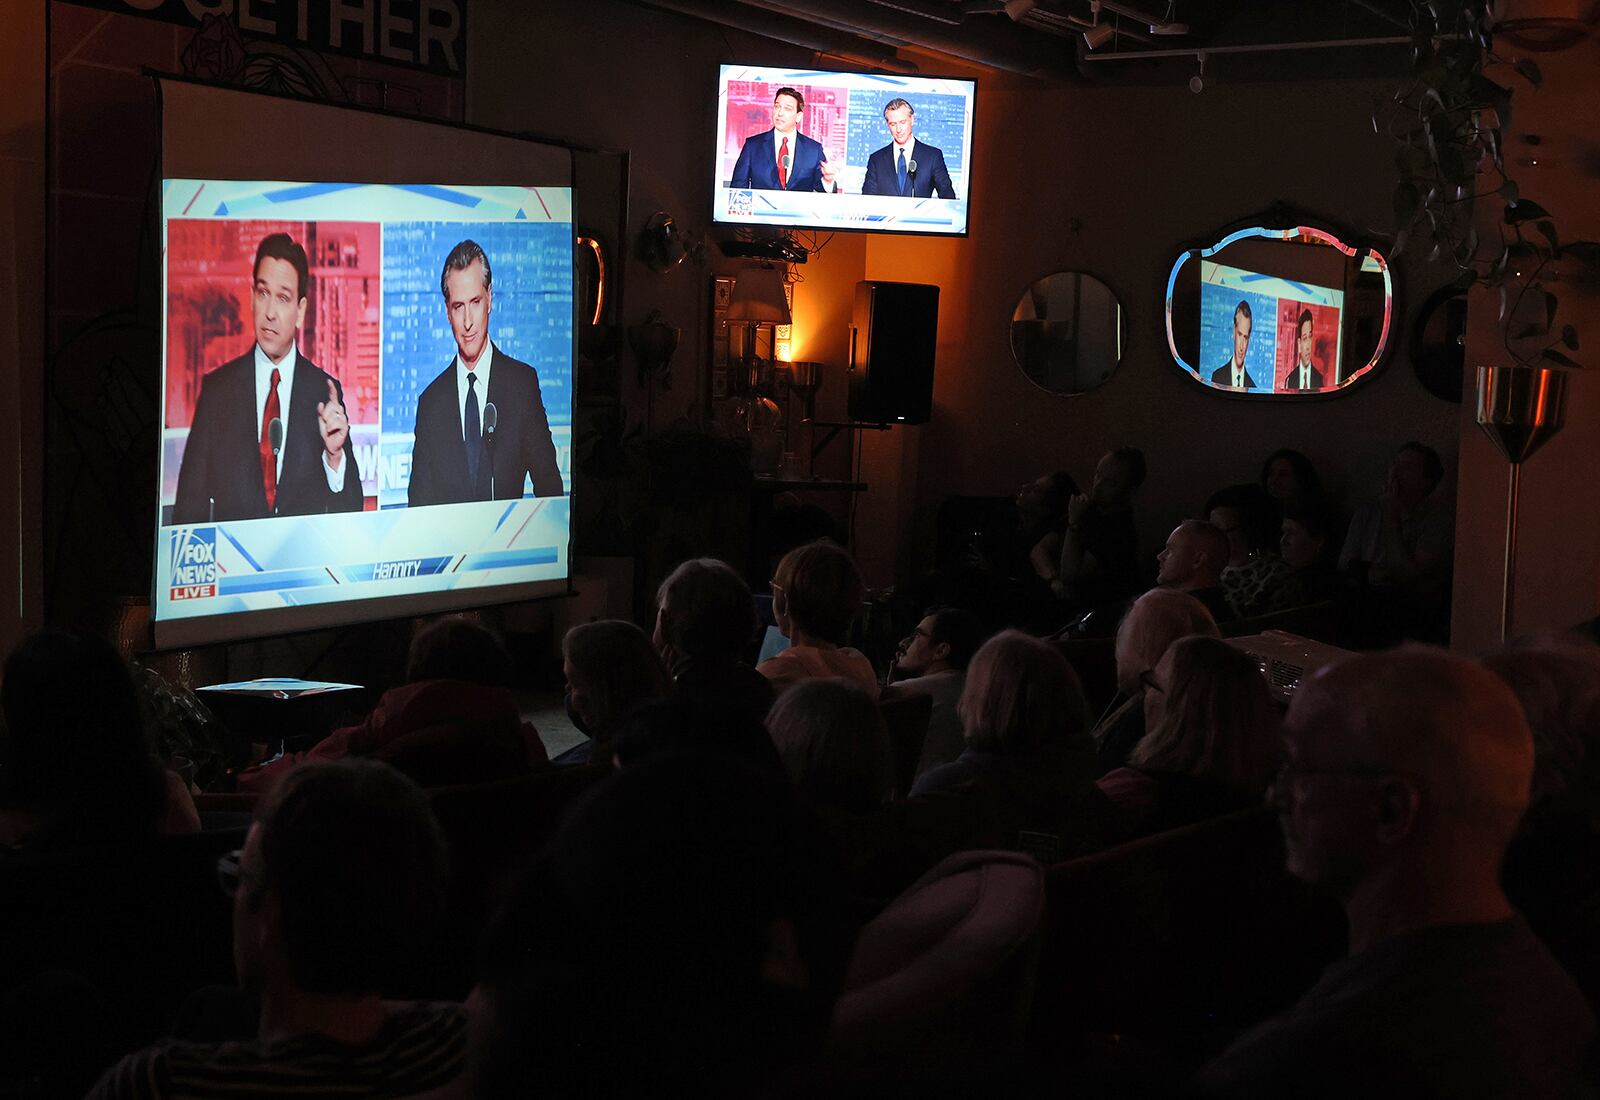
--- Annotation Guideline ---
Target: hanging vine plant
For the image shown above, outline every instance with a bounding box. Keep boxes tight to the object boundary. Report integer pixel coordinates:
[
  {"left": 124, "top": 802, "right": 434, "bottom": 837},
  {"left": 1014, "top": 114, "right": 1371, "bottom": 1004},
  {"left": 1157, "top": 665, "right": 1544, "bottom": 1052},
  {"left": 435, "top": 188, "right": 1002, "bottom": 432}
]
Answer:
[{"left": 1377, "top": 0, "right": 1597, "bottom": 371}]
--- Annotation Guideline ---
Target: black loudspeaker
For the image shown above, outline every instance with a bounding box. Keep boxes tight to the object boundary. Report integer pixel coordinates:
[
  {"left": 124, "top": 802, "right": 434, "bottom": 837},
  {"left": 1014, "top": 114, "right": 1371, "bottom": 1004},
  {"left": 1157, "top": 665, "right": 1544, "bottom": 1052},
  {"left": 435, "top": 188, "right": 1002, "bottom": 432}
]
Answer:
[{"left": 848, "top": 281, "right": 938, "bottom": 425}]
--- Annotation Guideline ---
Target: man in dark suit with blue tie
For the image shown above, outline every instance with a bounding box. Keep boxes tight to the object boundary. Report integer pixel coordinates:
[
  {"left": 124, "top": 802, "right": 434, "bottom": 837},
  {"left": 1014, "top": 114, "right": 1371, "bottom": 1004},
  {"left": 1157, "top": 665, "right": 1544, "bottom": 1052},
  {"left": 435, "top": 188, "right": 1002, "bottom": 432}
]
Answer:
[
  {"left": 728, "top": 87, "right": 837, "bottom": 193},
  {"left": 172, "top": 233, "right": 364, "bottom": 524},
  {"left": 1209, "top": 300, "right": 1259, "bottom": 390},
  {"left": 861, "top": 98, "right": 957, "bottom": 200},
  {"left": 408, "top": 240, "right": 564, "bottom": 507}
]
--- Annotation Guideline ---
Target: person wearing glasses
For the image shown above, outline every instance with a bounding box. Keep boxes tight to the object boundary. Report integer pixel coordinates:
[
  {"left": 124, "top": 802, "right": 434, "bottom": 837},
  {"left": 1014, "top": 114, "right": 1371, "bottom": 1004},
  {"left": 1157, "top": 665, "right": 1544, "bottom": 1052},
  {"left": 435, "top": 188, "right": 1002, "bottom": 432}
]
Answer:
[
  {"left": 884, "top": 606, "right": 986, "bottom": 779},
  {"left": 1088, "top": 588, "right": 1220, "bottom": 779},
  {"left": 1095, "top": 636, "right": 1280, "bottom": 841},
  {"left": 89, "top": 760, "right": 467, "bottom": 1099},
  {"left": 1195, "top": 649, "right": 1597, "bottom": 1095}
]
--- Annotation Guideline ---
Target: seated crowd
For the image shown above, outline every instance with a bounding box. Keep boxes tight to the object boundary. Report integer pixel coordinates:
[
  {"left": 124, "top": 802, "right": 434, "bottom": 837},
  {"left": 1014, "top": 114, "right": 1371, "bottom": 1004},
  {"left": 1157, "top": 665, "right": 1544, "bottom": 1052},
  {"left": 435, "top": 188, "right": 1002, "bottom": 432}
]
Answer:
[{"left": 1, "top": 434, "right": 1597, "bottom": 1096}]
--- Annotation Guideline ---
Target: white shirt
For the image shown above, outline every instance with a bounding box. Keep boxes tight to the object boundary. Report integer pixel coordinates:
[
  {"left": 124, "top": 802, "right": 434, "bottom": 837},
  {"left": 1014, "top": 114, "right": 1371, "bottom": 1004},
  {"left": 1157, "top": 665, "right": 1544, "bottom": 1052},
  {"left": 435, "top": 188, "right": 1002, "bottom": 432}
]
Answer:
[
  {"left": 455, "top": 339, "right": 495, "bottom": 442},
  {"left": 1297, "top": 359, "right": 1315, "bottom": 389},
  {"left": 254, "top": 345, "right": 345, "bottom": 494},
  {"left": 893, "top": 136, "right": 918, "bottom": 188},
  {"left": 1229, "top": 356, "right": 1246, "bottom": 389}
]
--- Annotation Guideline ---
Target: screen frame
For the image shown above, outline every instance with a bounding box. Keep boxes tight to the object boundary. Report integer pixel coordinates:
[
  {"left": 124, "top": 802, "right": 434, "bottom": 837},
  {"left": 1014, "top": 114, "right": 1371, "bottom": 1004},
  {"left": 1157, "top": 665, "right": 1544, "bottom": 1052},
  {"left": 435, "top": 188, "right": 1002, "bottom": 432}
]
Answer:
[
  {"left": 150, "top": 74, "right": 591, "bottom": 652},
  {"left": 707, "top": 62, "right": 979, "bottom": 240}
]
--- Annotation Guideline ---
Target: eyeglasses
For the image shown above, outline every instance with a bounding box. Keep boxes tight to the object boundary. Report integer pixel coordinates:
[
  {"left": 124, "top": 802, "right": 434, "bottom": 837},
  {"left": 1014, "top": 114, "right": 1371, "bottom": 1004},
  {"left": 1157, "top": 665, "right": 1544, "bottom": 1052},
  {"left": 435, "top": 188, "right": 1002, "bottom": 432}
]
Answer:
[{"left": 216, "top": 849, "right": 243, "bottom": 897}]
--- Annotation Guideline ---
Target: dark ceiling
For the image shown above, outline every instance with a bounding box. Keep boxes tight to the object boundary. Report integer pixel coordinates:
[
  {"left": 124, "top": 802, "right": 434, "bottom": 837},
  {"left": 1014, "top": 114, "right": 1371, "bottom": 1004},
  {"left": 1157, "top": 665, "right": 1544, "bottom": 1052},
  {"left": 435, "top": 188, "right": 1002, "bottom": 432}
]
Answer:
[{"left": 632, "top": 0, "right": 1422, "bottom": 85}]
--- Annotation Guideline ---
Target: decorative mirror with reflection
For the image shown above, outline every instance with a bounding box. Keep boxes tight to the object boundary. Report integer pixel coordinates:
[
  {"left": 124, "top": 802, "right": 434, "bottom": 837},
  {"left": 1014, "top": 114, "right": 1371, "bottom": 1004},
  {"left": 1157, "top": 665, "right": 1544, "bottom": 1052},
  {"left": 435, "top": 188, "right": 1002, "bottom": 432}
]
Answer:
[
  {"left": 1010, "top": 272, "right": 1124, "bottom": 396},
  {"left": 1165, "top": 218, "right": 1394, "bottom": 397}
]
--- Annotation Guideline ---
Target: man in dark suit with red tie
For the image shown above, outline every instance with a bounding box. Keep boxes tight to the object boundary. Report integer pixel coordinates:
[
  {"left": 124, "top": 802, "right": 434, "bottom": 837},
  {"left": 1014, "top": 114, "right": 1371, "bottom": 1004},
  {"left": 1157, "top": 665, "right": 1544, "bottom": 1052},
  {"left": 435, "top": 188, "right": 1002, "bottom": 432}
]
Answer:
[
  {"left": 172, "top": 233, "right": 363, "bottom": 524},
  {"left": 407, "top": 240, "right": 564, "bottom": 507},
  {"left": 727, "top": 87, "right": 838, "bottom": 193},
  {"left": 1283, "top": 309, "right": 1328, "bottom": 391}
]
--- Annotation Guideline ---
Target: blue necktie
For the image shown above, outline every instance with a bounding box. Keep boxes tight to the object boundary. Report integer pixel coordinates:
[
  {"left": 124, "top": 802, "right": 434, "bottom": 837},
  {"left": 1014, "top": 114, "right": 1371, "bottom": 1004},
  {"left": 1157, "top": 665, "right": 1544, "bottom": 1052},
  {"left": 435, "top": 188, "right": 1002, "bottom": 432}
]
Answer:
[
  {"left": 464, "top": 371, "right": 481, "bottom": 489},
  {"left": 897, "top": 148, "right": 908, "bottom": 196}
]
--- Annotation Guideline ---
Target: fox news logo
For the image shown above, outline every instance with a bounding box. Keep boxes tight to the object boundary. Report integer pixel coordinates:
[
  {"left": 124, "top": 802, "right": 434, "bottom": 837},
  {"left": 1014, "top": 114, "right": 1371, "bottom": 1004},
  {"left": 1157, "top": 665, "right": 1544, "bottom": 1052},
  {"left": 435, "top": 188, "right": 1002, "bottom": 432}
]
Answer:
[
  {"left": 170, "top": 527, "right": 218, "bottom": 600},
  {"left": 728, "top": 189, "right": 754, "bottom": 217}
]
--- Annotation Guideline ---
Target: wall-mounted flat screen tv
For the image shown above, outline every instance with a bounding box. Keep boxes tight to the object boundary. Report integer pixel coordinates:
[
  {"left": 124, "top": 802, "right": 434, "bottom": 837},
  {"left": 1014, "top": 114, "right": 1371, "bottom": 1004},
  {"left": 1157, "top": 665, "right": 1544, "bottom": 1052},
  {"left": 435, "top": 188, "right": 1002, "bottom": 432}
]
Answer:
[{"left": 712, "top": 65, "right": 976, "bottom": 237}]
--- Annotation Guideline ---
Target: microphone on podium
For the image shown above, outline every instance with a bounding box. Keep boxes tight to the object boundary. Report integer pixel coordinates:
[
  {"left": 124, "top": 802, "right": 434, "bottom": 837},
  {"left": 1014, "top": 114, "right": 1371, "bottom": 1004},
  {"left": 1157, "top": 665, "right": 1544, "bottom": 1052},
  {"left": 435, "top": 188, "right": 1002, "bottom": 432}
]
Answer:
[
  {"left": 268, "top": 417, "right": 284, "bottom": 458},
  {"left": 482, "top": 402, "right": 498, "bottom": 498},
  {"left": 781, "top": 154, "right": 791, "bottom": 171},
  {"left": 907, "top": 158, "right": 919, "bottom": 193}
]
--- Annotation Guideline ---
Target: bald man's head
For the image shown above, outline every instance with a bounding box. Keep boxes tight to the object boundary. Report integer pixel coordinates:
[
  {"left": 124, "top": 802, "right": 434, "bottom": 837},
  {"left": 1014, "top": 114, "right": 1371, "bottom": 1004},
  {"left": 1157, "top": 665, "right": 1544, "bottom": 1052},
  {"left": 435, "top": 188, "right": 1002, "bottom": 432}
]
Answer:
[
  {"left": 1277, "top": 647, "right": 1533, "bottom": 895},
  {"left": 1156, "top": 520, "right": 1229, "bottom": 590}
]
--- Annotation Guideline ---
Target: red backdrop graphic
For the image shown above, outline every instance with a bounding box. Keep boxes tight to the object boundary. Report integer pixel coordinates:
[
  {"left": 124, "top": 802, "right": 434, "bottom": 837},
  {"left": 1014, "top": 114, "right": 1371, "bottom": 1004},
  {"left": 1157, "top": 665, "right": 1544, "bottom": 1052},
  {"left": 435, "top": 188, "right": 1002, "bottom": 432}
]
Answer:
[
  {"left": 1274, "top": 298, "right": 1342, "bottom": 389},
  {"left": 722, "top": 81, "right": 849, "bottom": 181},
  {"left": 165, "top": 219, "right": 382, "bottom": 428}
]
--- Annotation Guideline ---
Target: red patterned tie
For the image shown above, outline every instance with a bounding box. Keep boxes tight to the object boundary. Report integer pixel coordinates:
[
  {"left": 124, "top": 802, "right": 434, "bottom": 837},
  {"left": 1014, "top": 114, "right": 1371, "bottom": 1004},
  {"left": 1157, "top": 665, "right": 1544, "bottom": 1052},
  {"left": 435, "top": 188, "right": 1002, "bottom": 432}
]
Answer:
[
  {"left": 778, "top": 136, "right": 789, "bottom": 189},
  {"left": 260, "top": 366, "right": 281, "bottom": 513}
]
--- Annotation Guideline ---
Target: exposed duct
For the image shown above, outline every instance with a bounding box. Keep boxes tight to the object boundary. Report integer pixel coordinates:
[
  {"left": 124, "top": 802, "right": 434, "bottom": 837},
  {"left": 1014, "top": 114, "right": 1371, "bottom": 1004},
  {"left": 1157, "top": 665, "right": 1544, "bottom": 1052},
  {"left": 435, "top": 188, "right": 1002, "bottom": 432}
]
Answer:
[
  {"left": 634, "top": 0, "right": 920, "bottom": 71},
  {"left": 643, "top": 0, "right": 1084, "bottom": 80}
]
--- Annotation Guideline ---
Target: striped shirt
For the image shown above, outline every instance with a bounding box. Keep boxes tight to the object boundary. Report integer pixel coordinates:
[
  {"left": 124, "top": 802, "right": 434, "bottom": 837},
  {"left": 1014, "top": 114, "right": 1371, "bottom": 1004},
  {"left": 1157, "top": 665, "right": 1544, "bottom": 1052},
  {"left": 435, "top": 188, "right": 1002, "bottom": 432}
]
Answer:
[{"left": 87, "top": 1001, "right": 467, "bottom": 1099}]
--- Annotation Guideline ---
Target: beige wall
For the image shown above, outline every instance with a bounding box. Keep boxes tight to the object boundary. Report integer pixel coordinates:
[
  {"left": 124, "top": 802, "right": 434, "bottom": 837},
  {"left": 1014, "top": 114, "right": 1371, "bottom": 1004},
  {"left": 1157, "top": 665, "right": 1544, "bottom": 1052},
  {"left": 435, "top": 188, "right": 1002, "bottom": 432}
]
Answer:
[
  {"left": 1452, "top": 38, "right": 1600, "bottom": 650},
  {"left": 0, "top": 5, "right": 46, "bottom": 653}
]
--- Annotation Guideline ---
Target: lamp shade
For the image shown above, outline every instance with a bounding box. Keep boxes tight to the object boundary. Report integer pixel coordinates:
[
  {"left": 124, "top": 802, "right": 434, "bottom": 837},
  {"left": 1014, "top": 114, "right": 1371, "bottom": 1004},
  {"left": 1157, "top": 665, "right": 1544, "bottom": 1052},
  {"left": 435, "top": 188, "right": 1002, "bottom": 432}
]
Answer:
[{"left": 727, "top": 266, "right": 792, "bottom": 325}]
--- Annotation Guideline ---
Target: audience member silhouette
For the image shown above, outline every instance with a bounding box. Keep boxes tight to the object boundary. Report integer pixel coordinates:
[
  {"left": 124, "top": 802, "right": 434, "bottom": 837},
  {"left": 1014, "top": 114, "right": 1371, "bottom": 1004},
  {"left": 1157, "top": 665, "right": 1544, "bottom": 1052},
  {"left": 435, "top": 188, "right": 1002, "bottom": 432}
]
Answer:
[
  {"left": 1274, "top": 499, "right": 1346, "bottom": 607},
  {"left": 653, "top": 556, "right": 774, "bottom": 727},
  {"left": 1153, "top": 519, "right": 1234, "bottom": 624},
  {"left": 1484, "top": 641, "right": 1600, "bottom": 1013},
  {"left": 1098, "top": 636, "right": 1280, "bottom": 840},
  {"left": 759, "top": 541, "right": 877, "bottom": 696},
  {"left": 0, "top": 631, "right": 193, "bottom": 852},
  {"left": 1339, "top": 441, "right": 1454, "bottom": 643},
  {"left": 239, "top": 616, "right": 537, "bottom": 793},
  {"left": 1206, "top": 483, "right": 1291, "bottom": 619},
  {"left": 89, "top": 760, "right": 465, "bottom": 1099},
  {"left": 884, "top": 605, "right": 986, "bottom": 778},
  {"left": 555, "top": 619, "right": 671, "bottom": 767},
  {"left": 911, "top": 630, "right": 1112, "bottom": 862},
  {"left": 1055, "top": 447, "right": 1146, "bottom": 610},
  {"left": 1090, "top": 588, "right": 1220, "bottom": 778},
  {"left": 768, "top": 678, "right": 893, "bottom": 815},
  {"left": 1260, "top": 448, "right": 1325, "bottom": 517},
  {"left": 1194, "top": 648, "right": 1598, "bottom": 1096},
  {"left": 469, "top": 751, "right": 851, "bottom": 1096}
]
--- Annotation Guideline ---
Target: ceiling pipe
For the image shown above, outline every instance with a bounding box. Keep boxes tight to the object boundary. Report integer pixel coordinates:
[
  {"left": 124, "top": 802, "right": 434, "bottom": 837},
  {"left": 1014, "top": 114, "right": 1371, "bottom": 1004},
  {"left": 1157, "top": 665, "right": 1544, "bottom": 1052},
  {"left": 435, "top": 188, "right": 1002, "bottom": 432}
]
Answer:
[
  {"left": 634, "top": 0, "right": 917, "bottom": 70},
  {"left": 1080, "top": 33, "right": 1411, "bottom": 61},
  {"left": 730, "top": 0, "right": 1085, "bottom": 79}
]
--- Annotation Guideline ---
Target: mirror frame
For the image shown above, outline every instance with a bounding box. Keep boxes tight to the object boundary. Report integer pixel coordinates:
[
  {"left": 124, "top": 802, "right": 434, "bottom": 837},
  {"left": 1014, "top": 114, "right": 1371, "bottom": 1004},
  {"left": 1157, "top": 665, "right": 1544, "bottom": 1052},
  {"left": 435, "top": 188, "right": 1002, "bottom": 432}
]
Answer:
[
  {"left": 1163, "top": 211, "right": 1397, "bottom": 399},
  {"left": 1008, "top": 269, "right": 1127, "bottom": 397}
]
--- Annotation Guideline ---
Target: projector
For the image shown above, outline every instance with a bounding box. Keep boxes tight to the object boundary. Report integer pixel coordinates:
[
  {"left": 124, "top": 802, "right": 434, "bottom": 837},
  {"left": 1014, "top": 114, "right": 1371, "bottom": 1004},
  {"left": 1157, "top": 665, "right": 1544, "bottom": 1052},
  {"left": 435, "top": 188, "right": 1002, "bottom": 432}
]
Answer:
[{"left": 1226, "top": 630, "right": 1354, "bottom": 704}]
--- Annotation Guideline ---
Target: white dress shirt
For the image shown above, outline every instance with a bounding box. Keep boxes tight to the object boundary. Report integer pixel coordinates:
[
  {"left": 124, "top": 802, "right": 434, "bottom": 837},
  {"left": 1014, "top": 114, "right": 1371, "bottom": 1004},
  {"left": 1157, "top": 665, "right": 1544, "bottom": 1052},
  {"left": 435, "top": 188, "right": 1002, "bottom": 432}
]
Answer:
[
  {"left": 455, "top": 339, "right": 495, "bottom": 442},
  {"left": 1297, "top": 360, "right": 1315, "bottom": 389},
  {"left": 254, "top": 345, "right": 345, "bottom": 492}
]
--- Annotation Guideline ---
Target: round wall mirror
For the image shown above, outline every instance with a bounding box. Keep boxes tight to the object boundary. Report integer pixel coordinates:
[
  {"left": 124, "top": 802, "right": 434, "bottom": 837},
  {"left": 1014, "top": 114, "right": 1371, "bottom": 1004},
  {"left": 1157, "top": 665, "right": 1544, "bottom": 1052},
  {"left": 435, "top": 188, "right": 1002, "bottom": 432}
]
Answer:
[{"left": 1009, "top": 272, "right": 1124, "bottom": 396}]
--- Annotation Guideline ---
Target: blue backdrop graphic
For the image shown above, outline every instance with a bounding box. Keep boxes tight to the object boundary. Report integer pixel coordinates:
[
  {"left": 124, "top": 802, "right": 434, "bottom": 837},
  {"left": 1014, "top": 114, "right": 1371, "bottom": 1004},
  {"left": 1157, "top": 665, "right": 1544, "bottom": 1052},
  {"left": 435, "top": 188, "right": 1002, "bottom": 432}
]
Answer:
[
  {"left": 1200, "top": 284, "right": 1278, "bottom": 386},
  {"left": 382, "top": 221, "right": 572, "bottom": 433},
  {"left": 845, "top": 92, "right": 967, "bottom": 173}
]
